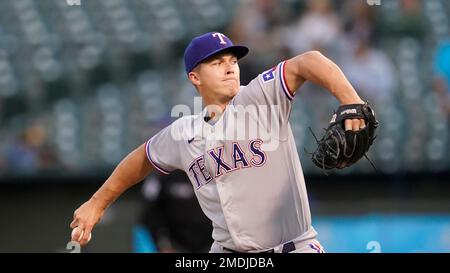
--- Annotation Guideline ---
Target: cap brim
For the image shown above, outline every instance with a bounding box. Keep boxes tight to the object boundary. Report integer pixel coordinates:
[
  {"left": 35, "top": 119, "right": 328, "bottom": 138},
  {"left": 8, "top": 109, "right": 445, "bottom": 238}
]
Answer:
[
  {"left": 223, "top": 45, "right": 249, "bottom": 60},
  {"left": 192, "top": 45, "right": 249, "bottom": 71}
]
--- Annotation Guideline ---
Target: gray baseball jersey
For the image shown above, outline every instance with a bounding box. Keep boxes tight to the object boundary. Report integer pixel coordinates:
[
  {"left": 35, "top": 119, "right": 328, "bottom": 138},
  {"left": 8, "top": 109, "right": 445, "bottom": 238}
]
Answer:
[{"left": 145, "top": 61, "right": 317, "bottom": 251}]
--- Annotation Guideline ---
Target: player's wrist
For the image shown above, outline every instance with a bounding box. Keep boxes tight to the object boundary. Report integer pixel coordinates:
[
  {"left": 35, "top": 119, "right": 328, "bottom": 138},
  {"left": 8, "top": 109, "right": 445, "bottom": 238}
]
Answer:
[
  {"left": 339, "top": 97, "right": 365, "bottom": 105},
  {"left": 90, "top": 190, "right": 115, "bottom": 210},
  {"left": 335, "top": 88, "right": 364, "bottom": 105}
]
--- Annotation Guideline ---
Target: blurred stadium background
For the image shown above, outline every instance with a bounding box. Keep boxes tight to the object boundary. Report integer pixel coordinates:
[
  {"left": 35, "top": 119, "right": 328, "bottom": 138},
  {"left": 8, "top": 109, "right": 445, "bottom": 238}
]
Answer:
[{"left": 0, "top": 0, "right": 449, "bottom": 252}]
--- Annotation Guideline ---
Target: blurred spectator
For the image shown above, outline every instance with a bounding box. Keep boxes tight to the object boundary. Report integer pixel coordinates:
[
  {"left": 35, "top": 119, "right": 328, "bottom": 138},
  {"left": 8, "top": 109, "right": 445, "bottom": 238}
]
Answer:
[
  {"left": 134, "top": 170, "right": 212, "bottom": 253},
  {"left": 339, "top": 36, "right": 397, "bottom": 103},
  {"left": 4, "top": 120, "right": 59, "bottom": 174},
  {"left": 228, "top": 0, "right": 293, "bottom": 84},
  {"left": 433, "top": 40, "right": 450, "bottom": 116},
  {"left": 338, "top": 1, "right": 397, "bottom": 104},
  {"left": 379, "top": 0, "right": 427, "bottom": 41},
  {"left": 5, "top": 133, "right": 39, "bottom": 174},
  {"left": 342, "top": 0, "right": 378, "bottom": 41},
  {"left": 275, "top": 0, "right": 343, "bottom": 105},
  {"left": 283, "top": 0, "right": 342, "bottom": 55}
]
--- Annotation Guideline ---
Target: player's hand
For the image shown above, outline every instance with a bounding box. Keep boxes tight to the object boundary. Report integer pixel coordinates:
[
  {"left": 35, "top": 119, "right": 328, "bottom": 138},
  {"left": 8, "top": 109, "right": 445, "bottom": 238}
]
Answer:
[
  {"left": 70, "top": 198, "right": 105, "bottom": 246},
  {"left": 340, "top": 100, "right": 366, "bottom": 131},
  {"left": 344, "top": 118, "right": 366, "bottom": 131}
]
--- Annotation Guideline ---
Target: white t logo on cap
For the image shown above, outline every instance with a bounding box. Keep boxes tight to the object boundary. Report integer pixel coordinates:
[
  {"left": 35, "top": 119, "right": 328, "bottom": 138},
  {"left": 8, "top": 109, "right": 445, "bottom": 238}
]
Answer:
[{"left": 212, "top": 33, "right": 227, "bottom": 45}]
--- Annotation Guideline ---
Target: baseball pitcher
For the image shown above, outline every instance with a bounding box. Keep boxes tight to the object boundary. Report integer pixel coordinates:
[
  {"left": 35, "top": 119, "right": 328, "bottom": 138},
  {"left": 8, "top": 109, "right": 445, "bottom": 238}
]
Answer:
[{"left": 70, "top": 32, "right": 377, "bottom": 253}]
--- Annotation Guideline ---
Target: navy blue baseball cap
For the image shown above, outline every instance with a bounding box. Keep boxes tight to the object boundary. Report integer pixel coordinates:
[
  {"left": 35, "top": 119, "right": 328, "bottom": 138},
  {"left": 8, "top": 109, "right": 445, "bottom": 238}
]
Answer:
[{"left": 184, "top": 32, "right": 249, "bottom": 74}]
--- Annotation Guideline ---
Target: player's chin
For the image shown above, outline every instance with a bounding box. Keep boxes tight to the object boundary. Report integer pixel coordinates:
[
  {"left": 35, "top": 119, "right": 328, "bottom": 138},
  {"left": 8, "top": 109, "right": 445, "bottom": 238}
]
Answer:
[
  {"left": 223, "top": 85, "right": 239, "bottom": 97},
  {"left": 225, "top": 90, "right": 238, "bottom": 100}
]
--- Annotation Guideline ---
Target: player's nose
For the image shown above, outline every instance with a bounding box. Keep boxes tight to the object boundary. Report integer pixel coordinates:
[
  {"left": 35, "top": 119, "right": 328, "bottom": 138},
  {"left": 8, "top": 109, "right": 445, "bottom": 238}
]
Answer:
[
  {"left": 226, "top": 65, "right": 237, "bottom": 75},
  {"left": 226, "top": 69, "right": 235, "bottom": 75}
]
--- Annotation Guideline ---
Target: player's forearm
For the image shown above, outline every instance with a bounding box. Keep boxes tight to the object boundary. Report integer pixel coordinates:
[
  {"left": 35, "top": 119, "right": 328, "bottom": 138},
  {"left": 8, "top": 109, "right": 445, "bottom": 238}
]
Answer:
[
  {"left": 91, "top": 143, "right": 153, "bottom": 209},
  {"left": 295, "top": 51, "right": 364, "bottom": 105}
]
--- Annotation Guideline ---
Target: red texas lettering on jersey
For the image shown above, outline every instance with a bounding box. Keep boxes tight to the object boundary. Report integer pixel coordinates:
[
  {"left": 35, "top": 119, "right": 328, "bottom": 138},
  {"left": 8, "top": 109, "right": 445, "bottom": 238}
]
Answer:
[{"left": 187, "top": 139, "right": 267, "bottom": 189}]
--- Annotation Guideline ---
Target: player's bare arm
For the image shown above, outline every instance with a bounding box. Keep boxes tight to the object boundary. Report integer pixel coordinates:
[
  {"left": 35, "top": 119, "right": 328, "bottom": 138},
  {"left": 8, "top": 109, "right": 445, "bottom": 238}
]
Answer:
[
  {"left": 284, "top": 51, "right": 366, "bottom": 130},
  {"left": 70, "top": 143, "right": 154, "bottom": 245}
]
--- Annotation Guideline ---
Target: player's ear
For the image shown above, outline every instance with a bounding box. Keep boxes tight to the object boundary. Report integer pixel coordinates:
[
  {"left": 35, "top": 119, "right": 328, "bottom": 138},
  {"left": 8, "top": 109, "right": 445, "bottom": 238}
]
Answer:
[{"left": 188, "top": 70, "right": 201, "bottom": 86}]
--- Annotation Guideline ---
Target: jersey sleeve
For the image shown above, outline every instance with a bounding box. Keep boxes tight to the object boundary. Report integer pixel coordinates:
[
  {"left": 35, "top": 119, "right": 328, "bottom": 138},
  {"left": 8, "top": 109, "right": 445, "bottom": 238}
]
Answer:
[
  {"left": 145, "top": 123, "right": 181, "bottom": 175},
  {"left": 234, "top": 60, "right": 296, "bottom": 126}
]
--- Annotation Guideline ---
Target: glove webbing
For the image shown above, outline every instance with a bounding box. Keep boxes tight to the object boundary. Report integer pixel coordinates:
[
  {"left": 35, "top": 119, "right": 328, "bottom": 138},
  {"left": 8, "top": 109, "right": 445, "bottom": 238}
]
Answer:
[{"left": 306, "top": 127, "right": 378, "bottom": 174}]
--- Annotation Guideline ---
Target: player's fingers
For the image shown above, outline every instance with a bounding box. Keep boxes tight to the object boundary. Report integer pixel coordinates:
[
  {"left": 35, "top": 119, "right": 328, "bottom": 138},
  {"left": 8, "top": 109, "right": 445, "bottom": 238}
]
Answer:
[
  {"left": 70, "top": 218, "right": 78, "bottom": 229},
  {"left": 344, "top": 119, "right": 353, "bottom": 131},
  {"left": 71, "top": 226, "right": 84, "bottom": 242},
  {"left": 80, "top": 225, "right": 93, "bottom": 246},
  {"left": 359, "top": 119, "right": 366, "bottom": 129},
  {"left": 352, "top": 119, "right": 360, "bottom": 131}
]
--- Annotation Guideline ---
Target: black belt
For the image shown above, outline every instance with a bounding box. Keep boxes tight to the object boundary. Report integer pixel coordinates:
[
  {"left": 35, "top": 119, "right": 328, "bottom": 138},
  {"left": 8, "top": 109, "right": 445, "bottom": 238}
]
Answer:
[{"left": 223, "top": 241, "right": 296, "bottom": 253}]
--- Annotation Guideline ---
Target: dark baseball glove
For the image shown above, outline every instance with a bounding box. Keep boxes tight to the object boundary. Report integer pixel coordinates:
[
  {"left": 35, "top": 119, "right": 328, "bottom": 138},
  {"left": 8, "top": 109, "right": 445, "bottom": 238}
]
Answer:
[{"left": 309, "top": 102, "right": 379, "bottom": 170}]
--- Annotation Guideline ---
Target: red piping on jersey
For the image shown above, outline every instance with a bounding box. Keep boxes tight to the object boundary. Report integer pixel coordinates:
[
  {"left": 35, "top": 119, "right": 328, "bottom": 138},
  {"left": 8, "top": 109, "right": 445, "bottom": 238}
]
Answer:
[
  {"left": 280, "top": 61, "right": 295, "bottom": 100},
  {"left": 309, "top": 243, "right": 321, "bottom": 253}
]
